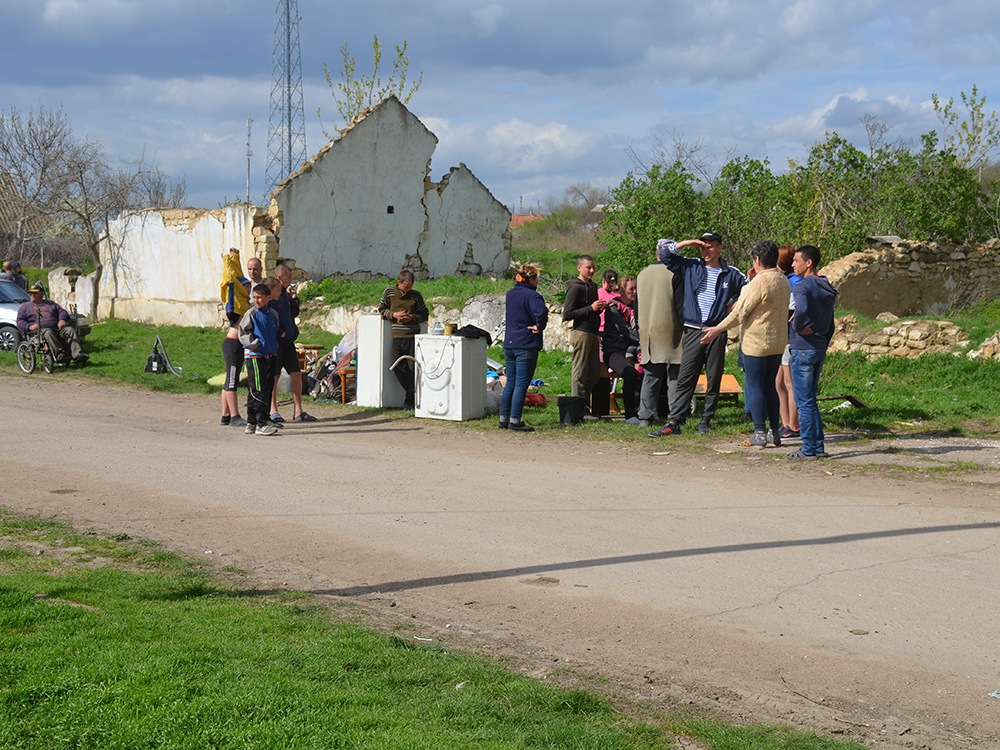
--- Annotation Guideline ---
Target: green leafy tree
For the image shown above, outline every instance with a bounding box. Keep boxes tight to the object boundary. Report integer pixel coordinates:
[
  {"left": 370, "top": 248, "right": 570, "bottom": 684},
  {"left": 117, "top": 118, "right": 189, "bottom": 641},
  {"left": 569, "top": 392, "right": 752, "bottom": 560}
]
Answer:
[
  {"left": 598, "top": 163, "right": 702, "bottom": 275},
  {"left": 318, "top": 35, "right": 423, "bottom": 138},
  {"left": 700, "top": 157, "right": 803, "bottom": 266},
  {"left": 931, "top": 84, "right": 1000, "bottom": 180}
]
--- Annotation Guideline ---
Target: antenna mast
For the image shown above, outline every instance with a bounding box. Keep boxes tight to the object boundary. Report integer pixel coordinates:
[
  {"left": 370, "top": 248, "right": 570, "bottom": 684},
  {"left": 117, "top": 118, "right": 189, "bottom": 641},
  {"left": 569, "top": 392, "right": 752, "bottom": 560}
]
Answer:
[
  {"left": 246, "top": 118, "right": 253, "bottom": 205},
  {"left": 265, "top": 0, "right": 307, "bottom": 197}
]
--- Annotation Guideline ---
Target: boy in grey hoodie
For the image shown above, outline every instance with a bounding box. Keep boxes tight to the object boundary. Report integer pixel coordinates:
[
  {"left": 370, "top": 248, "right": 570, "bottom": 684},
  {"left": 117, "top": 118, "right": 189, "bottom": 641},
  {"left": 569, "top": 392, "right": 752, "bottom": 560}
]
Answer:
[{"left": 788, "top": 245, "right": 839, "bottom": 459}]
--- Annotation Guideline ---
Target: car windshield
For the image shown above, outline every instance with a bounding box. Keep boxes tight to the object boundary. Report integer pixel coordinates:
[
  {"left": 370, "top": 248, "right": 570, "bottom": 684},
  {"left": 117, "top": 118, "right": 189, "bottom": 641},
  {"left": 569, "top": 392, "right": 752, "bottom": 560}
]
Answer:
[{"left": 0, "top": 281, "right": 30, "bottom": 303}]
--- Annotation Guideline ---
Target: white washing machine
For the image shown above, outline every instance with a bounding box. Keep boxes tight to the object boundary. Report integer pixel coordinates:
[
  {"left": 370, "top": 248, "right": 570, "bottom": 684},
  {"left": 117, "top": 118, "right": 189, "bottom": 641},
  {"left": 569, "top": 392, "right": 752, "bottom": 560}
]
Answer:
[{"left": 414, "top": 334, "right": 487, "bottom": 421}]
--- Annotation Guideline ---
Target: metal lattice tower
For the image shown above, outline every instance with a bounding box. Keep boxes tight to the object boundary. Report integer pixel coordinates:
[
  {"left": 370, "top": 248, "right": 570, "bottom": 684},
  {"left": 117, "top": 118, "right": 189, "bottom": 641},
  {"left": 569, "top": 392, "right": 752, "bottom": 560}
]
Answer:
[{"left": 265, "top": 0, "right": 307, "bottom": 197}]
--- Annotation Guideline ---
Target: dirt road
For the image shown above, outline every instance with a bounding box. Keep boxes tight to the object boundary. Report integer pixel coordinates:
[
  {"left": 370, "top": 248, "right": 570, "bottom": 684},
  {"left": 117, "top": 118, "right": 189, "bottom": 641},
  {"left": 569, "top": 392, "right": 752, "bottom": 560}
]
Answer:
[{"left": 4, "top": 375, "right": 999, "bottom": 748}]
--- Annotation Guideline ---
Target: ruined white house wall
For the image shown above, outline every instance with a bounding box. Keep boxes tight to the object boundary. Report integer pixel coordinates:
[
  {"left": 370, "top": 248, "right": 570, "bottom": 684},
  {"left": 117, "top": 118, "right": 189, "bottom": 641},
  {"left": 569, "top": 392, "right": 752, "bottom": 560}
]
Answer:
[
  {"left": 272, "top": 96, "right": 511, "bottom": 280},
  {"left": 421, "top": 164, "right": 512, "bottom": 278},
  {"left": 49, "top": 97, "right": 511, "bottom": 328},
  {"left": 71, "top": 205, "right": 261, "bottom": 327}
]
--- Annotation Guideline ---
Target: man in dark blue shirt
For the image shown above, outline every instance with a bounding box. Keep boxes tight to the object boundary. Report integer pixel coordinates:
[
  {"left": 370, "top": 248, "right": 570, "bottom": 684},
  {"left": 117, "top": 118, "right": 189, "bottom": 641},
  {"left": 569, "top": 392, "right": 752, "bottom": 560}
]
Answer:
[
  {"left": 649, "top": 233, "right": 746, "bottom": 437},
  {"left": 787, "top": 245, "right": 838, "bottom": 459}
]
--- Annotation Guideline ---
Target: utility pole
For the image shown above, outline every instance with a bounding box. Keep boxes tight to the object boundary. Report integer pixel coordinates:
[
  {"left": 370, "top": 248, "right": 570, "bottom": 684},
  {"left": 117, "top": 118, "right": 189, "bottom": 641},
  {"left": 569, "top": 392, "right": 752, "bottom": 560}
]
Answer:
[
  {"left": 245, "top": 118, "right": 253, "bottom": 205},
  {"left": 265, "top": 0, "right": 307, "bottom": 198}
]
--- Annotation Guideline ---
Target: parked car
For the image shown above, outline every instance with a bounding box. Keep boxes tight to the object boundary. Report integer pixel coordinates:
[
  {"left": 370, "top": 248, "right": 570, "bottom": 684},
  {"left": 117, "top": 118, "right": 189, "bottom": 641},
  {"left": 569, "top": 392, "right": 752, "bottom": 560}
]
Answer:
[{"left": 0, "top": 280, "right": 29, "bottom": 350}]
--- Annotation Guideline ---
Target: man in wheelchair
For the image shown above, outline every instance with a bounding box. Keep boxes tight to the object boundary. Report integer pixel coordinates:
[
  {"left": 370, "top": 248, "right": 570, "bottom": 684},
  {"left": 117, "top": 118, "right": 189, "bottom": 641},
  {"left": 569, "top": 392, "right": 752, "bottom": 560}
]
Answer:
[{"left": 16, "top": 282, "right": 88, "bottom": 366}]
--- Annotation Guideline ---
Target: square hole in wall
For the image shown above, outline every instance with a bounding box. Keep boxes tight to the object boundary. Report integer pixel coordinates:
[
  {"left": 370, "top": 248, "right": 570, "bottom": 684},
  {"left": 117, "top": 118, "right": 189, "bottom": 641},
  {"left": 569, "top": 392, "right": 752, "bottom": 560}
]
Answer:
[{"left": 386, "top": 205, "right": 394, "bottom": 214}]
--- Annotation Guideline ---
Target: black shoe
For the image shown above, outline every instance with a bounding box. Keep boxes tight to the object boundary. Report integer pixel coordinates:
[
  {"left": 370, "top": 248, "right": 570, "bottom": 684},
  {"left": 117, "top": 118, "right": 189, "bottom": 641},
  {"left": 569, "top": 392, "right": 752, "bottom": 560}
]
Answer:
[
  {"left": 498, "top": 420, "right": 509, "bottom": 429},
  {"left": 508, "top": 422, "right": 534, "bottom": 432},
  {"left": 697, "top": 421, "right": 711, "bottom": 434},
  {"left": 648, "top": 421, "right": 681, "bottom": 438},
  {"left": 74, "top": 354, "right": 88, "bottom": 366}
]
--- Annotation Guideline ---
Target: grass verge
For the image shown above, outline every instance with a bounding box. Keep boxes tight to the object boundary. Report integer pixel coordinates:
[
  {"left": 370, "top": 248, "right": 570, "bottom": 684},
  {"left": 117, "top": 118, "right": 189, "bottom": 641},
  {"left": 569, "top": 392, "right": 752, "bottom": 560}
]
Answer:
[{"left": 0, "top": 513, "right": 865, "bottom": 750}]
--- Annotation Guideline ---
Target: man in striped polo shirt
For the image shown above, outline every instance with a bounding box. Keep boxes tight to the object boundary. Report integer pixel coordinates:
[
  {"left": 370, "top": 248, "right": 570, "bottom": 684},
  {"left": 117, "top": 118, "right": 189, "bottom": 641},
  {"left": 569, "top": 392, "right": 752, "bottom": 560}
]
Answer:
[
  {"left": 648, "top": 232, "right": 747, "bottom": 437},
  {"left": 378, "top": 268, "right": 429, "bottom": 409}
]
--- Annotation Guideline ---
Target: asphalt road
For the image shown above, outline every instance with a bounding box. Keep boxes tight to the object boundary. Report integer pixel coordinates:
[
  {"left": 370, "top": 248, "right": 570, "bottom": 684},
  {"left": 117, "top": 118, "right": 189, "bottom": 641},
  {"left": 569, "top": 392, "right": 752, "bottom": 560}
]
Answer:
[{"left": 3, "top": 375, "right": 999, "bottom": 748}]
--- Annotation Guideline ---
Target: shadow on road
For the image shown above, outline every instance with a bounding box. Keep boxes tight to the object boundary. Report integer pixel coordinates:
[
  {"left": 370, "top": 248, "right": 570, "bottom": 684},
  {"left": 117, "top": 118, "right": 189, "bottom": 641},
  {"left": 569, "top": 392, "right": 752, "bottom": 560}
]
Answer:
[{"left": 316, "top": 521, "right": 1000, "bottom": 597}]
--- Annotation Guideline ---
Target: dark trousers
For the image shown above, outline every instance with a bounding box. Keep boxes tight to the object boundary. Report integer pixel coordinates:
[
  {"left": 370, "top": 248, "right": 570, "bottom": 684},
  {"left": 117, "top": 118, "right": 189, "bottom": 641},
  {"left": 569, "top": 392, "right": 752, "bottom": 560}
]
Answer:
[
  {"left": 390, "top": 337, "right": 416, "bottom": 406},
  {"left": 638, "top": 361, "right": 679, "bottom": 421},
  {"left": 668, "top": 327, "right": 728, "bottom": 425},
  {"left": 743, "top": 353, "right": 782, "bottom": 434},
  {"left": 245, "top": 356, "right": 275, "bottom": 426},
  {"left": 605, "top": 351, "right": 639, "bottom": 419},
  {"left": 40, "top": 326, "right": 83, "bottom": 361}
]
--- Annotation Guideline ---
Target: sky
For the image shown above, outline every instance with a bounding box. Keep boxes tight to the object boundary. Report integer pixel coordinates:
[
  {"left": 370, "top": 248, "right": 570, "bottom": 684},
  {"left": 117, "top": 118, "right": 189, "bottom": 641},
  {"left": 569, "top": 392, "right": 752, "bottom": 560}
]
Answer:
[{"left": 2, "top": 0, "right": 999, "bottom": 214}]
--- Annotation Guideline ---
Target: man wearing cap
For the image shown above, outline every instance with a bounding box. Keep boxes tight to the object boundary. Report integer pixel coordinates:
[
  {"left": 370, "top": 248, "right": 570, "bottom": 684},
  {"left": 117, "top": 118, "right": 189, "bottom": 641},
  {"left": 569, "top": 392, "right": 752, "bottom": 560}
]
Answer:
[
  {"left": 1, "top": 261, "right": 27, "bottom": 290},
  {"left": 10, "top": 262, "right": 28, "bottom": 291},
  {"left": 16, "top": 282, "right": 88, "bottom": 365},
  {"left": 649, "top": 233, "right": 746, "bottom": 436}
]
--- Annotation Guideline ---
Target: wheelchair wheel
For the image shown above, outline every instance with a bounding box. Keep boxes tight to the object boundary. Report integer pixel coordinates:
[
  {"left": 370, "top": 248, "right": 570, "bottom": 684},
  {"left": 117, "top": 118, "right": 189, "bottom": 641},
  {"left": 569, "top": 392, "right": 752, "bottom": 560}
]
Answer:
[
  {"left": 16, "top": 341, "right": 36, "bottom": 374},
  {"left": 42, "top": 349, "right": 56, "bottom": 374}
]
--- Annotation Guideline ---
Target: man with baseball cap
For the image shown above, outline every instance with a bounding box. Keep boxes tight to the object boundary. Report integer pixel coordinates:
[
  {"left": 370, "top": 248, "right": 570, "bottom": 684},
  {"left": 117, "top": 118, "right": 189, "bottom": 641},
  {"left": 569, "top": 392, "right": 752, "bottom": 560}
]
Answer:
[
  {"left": 9, "top": 261, "right": 28, "bottom": 291},
  {"left": 16, "top": 282, "right": 88, "bottom": 366},
  {"left": 648, "top": 232, "right": 747, "bottom": 437}
]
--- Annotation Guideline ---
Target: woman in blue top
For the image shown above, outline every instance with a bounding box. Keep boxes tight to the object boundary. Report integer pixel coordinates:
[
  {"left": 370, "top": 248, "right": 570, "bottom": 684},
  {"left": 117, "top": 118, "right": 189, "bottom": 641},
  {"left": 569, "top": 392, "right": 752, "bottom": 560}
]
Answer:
[{"left": 500, "top": 263, "right": 548, "bottom": 432}]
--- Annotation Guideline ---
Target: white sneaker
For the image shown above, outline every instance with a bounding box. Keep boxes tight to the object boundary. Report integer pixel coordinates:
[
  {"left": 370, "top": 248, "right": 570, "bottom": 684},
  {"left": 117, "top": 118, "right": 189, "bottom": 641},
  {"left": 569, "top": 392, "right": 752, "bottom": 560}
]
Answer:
[{"left": 256, "top": 422, "right": 278, "bottom": 436}]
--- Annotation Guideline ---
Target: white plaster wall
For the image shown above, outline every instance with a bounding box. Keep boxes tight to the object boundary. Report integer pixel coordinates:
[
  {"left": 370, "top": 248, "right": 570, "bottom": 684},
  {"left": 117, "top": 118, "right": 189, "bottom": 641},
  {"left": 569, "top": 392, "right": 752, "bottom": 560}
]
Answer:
[
  {"left": 74, "top": 205, "right": 256, "bottom": 327},
  {"left": 421, "top": 164, "right": 511, "bottom": 278},
  {"left": 274, "top": 98, "right": 438, "bottom": 279},
  {"left": 274, "top": 97, "right": 511, "bottom": 280}
]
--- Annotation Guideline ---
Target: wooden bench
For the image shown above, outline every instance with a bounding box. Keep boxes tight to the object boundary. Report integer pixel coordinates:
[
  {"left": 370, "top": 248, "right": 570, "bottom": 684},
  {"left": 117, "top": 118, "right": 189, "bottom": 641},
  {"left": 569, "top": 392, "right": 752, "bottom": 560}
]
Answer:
[{"left": 692, "top": 373, "right": 743, "bottom": 407}]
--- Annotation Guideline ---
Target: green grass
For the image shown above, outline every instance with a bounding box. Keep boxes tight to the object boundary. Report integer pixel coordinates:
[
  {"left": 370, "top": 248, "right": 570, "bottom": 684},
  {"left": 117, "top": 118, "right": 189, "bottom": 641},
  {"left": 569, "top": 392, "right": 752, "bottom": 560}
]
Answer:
[
  {"left": 0, "top": 514, "right": 868, "bottom": 750},
  {"left": 0, "top": 319, "right": 341, "bottom": 395},
  {"left": 478, "top": 343, "right": 1000, "bottom": 441},
  {"left": 301, "top": 275, "right": 509, "bottom": 308},
  {"left": 298, "top": 246, "right": 584, "bottom": 308},
  {"left": 840, "top": 298, "right": 1000, "bottom": 348},
  {"left": 817, "top": 350, "right": 1000, "bottom": 433}
]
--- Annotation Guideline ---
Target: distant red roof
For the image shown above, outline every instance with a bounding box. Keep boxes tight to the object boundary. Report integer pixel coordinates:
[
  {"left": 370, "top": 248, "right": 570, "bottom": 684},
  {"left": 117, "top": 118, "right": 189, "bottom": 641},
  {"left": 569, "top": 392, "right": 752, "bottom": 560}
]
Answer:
[{"left": 509, "top": 214, "right": 543, "bottom": 229}]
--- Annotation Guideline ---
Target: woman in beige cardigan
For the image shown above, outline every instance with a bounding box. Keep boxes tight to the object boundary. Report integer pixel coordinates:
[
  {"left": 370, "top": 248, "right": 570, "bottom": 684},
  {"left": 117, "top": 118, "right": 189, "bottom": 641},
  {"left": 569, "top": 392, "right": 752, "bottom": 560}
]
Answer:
[{"left": 701, "top": 241, "right": 791, "bottom": 447}]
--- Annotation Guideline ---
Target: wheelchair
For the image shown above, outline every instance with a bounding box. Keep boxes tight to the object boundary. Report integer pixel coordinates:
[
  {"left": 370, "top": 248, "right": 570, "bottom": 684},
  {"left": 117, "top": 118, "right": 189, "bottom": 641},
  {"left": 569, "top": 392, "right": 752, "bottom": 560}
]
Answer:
[{"left": 15, "top": 327, "right": 72, "bottom": 374}]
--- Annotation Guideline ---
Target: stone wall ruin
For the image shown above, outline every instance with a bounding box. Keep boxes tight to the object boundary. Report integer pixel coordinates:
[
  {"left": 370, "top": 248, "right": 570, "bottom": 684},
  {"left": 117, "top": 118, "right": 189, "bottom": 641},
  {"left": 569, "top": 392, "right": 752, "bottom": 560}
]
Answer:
[{"left": 823, "top": 238, "right": 1000, "bottom": 317}]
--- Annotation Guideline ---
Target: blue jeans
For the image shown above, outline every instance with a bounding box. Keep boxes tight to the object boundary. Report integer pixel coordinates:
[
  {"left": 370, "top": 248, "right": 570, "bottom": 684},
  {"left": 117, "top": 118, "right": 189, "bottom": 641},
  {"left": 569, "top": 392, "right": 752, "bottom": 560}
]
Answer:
[
  {"left": 500, "top": 347, "right": 539, "bottom": 423},
  {"left": 742, "top": 353, "right": 782, "bottom": 434},
  {"left": 790, "top": 348, "right": 827, "bottom": 455}
]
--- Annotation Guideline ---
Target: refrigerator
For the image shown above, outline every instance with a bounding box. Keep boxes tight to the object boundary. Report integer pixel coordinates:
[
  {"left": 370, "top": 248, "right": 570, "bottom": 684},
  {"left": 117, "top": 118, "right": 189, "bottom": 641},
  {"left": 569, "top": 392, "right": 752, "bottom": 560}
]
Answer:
[{"left": 355, "top": 315, "right": 407, "bottom": 408}]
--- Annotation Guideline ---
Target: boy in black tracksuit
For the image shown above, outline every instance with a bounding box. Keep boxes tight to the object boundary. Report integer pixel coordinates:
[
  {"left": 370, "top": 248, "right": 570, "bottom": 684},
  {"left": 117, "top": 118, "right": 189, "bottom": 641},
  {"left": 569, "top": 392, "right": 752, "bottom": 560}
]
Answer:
[{"left": 238, "top": 283, "right": 281, "bottom": 435}]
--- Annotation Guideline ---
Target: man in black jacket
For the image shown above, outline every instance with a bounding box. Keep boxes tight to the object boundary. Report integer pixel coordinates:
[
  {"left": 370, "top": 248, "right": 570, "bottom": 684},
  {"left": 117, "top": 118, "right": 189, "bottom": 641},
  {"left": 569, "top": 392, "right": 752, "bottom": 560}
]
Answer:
[{"left": 562, "top": 255, "right": 606, "bottom": 406}]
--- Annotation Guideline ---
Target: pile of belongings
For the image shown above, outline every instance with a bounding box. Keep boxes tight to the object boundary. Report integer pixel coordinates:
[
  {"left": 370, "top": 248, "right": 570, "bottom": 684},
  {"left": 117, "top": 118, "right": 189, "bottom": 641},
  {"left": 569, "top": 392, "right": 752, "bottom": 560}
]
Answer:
[{"left": 309, "top": 329, "right": 357, "bottom": 401}]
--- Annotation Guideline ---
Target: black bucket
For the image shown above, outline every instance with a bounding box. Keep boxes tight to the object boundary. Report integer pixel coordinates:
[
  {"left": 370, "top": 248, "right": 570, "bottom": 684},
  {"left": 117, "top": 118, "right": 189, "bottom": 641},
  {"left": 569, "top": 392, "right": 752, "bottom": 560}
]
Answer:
[{"left": 557, "top": 395, "right": 587, "bottom": 425}]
